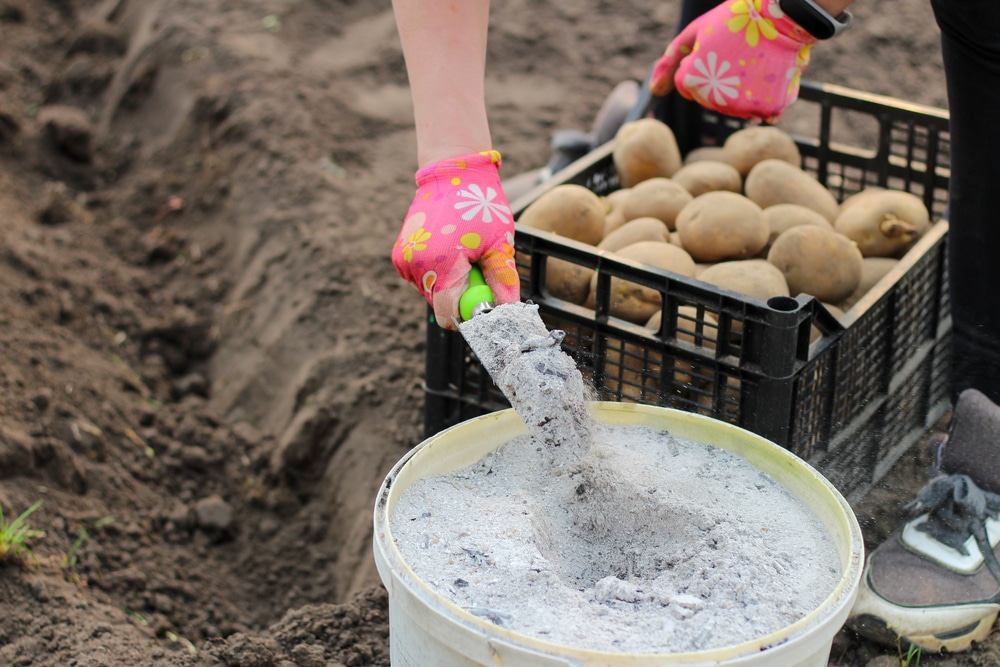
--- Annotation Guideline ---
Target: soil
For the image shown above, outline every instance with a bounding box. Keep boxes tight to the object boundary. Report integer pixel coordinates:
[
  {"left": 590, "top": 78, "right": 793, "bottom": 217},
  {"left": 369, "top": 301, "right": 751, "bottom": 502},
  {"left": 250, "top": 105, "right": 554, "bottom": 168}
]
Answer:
[{"left": 0, "top": 1, "right": 996, "bottom": 667}]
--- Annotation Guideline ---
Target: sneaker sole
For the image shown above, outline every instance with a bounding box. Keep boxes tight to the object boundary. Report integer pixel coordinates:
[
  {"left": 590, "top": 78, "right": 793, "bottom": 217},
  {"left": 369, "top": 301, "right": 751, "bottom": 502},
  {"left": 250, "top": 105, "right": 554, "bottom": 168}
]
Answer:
[{"left": 849, "top": 563, "right": 1000, "bottom": 652}]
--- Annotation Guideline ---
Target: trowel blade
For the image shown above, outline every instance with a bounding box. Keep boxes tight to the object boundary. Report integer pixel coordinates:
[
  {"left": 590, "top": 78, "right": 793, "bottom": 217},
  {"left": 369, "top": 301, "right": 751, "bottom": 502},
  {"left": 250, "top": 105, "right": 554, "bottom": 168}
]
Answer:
[{"left": 457, "top": 302, "right": 593, "bottom": 463}]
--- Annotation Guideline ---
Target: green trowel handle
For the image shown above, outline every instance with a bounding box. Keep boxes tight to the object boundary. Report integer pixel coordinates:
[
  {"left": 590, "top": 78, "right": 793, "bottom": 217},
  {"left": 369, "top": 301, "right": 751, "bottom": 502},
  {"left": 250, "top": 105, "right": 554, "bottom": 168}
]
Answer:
[{"left": 459, "top": 265, "right": 496, "bottom": 321}]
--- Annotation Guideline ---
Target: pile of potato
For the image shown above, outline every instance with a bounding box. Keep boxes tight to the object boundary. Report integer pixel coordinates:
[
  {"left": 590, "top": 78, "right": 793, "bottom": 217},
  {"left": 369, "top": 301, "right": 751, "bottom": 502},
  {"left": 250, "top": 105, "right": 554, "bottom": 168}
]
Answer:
[{"left": 517, "top": 119, "right": 934, "bottom": 333}]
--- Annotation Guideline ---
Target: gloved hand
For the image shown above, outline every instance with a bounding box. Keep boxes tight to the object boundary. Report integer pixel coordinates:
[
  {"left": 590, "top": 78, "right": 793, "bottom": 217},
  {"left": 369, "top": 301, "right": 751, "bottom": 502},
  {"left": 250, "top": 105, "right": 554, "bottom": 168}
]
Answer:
[
  {"left": 392, "top": 150, "right": 520, "bottom": 329},
  {"left": 650, "top": 0, "right": 816, "bottom": 123}
]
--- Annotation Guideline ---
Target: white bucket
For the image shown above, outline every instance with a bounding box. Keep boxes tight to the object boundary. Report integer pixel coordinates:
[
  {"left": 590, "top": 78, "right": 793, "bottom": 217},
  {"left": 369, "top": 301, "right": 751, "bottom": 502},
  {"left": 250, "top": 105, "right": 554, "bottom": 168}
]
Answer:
[{"left": 373, "top": 403, "right": 864, "bottom": 667}]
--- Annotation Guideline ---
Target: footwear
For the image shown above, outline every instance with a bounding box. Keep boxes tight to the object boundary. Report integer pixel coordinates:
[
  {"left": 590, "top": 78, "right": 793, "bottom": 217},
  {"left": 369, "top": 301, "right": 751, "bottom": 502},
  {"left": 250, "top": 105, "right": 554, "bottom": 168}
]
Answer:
[{"left": 848, "top": 388, "right": 1000, "bottom": 652}]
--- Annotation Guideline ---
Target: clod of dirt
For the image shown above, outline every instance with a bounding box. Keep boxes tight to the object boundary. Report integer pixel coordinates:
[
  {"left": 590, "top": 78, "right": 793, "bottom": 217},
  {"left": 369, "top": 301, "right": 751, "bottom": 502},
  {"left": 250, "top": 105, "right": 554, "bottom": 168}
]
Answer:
[
  {"left": 0, "top": 423, "right": 34, "bottom": 476},
  {"left": 215, "top": 632, "right": 278, "bottom": 667},
  {"left": 36, "top": 105, "right": 95, "bottom": 162},
  {"left": 195, "top": 494, "right": 233, "bottom": 532}
]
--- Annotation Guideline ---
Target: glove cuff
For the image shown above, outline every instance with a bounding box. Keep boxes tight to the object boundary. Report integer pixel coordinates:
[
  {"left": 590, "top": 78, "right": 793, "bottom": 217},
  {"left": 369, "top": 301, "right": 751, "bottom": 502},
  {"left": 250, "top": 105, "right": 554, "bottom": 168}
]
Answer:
[{"left": 415, "top": 150, "right": 503, "bottom": 188}]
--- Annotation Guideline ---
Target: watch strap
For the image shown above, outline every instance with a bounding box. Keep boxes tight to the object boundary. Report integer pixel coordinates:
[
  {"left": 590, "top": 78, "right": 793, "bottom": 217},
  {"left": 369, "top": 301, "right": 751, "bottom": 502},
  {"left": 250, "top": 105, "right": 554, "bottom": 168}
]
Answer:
[{"left": 778, "top": 0, "right": 853, "bottom": 40}]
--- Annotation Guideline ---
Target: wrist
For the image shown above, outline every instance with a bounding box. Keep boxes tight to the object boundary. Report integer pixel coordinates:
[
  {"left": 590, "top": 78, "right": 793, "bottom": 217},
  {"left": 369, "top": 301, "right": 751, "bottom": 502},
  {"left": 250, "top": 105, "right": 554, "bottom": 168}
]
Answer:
[{"left": 418, "top": 144, "right": 495, "bottom": 168}]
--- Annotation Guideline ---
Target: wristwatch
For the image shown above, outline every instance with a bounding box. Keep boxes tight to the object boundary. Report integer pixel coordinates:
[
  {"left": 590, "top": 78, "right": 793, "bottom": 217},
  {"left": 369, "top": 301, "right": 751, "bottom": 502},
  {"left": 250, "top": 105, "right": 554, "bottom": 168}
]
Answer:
[{"left": 778, "top": 0, "right": 853, "bottom": 40}]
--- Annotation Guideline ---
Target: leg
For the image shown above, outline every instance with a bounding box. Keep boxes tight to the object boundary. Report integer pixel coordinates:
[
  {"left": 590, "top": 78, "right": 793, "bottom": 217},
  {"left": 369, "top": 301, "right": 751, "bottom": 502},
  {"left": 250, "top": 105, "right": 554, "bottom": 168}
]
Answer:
[
  {"left": 931, "top": 0, "right": 1000, "bottom": 405},
  {"left": 847, "top": 3, "right": 1000, "bottom": 652}
]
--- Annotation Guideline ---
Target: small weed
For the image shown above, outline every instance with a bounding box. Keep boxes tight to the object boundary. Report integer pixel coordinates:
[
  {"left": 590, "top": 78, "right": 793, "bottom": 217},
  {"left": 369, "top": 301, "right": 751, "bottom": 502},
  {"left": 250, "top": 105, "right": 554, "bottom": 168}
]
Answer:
[
  {"left": 900, "top": 642, "right": 921, "bottom": 667},
  {"left": 64, "top": 516, "right": 115, "bottom": 571},
  {"left": 64, "top": 527, "right": 89, "bottom": 570},
  {"left": 164, "top": 630, "right": 198, "bottom": 655},
  {"left": 125, "top": 608, "right": 149, "bottom": 627},
  {"left": 0, "top": 500, "right": 46, "bottom": 564}
]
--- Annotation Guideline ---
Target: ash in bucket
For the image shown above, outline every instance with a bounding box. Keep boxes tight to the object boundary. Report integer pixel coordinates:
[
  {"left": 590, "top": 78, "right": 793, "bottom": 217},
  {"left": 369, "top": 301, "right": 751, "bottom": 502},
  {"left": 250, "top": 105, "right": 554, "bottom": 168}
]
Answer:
[
  {"left": 389, "top": 422, "right": 842, "bottom": 653},
  {"left": 390, "top": 302, "right": 842, "bottom": 652}
]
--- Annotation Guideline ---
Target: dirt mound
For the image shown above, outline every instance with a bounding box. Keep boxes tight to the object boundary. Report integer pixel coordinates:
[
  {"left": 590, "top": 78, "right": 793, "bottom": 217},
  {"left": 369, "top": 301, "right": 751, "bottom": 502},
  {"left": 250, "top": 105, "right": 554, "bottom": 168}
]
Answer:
[{"left": 2, "top": 1, "right": 997, "bottom": 666}]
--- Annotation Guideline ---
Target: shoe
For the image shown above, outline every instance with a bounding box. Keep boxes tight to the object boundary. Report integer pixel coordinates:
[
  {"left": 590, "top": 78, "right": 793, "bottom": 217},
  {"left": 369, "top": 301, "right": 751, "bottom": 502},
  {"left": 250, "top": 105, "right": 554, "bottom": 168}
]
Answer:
[{"left": 847, "top": 388, "right": 1000, "bottom": 652}]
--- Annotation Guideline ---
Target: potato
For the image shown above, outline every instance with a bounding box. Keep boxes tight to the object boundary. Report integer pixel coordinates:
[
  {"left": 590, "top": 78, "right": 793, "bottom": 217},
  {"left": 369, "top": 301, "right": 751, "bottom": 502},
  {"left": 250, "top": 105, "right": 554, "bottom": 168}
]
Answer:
[
  {"left": 694, "top": 262, "right": 715, "bottom": 277},
  {"left": 744, "top": 159, "right": 840, "bottom": 223},
  {"left": 697, "top": 259, "right": 790, "bottom": 301},
  {"left": 603, "top": 306, "right": 718, "bottom": 398},
  {"left": 618, "top": 177, "right": 693, "bottom": 230},
  {"left": 697, "top": 259, "right": 789, "bottom": 335},
  {"left": 601, "top": 188, "right": 632, "bottom": 237},
  {"left": 671, "top": 161, "right": 743, "bottom": 198},
  {"left": 837, "top": 257, "right": 899, "bottom": 310},
  {"left": 762, "top": 203, "right": 833, "bottom": 247},
  {"left": 683, "top": 146, "right": 727, "bottom": 165},
  {"left": 518, "top": 183, "right": 605, "bottom": 246},
  {"left": 612, "top": 117, "right": 682, "bottom": 188},
  {"left": 833, "top": 189, "right": 931, "bottom": 257},
  {"left": 598, "top": 217, "right": 670, "bottom": 253},
  {"left": 590, "top": 240, "right": 697, "bottom": 324},
  {"left": 721, "top": 126, "right": 801, "bottom": 177},
  {"left": 539, "top": 258, "right": 592, "bottom": 305},
  {"left": 767, "top": 225, "right": 863, "bottom": 304},
  {"left": 839, "top": 187, "right": 886, "bottom": 214},
  {"left": 675, "top": 191, "right": 769, "bottom": 262}
]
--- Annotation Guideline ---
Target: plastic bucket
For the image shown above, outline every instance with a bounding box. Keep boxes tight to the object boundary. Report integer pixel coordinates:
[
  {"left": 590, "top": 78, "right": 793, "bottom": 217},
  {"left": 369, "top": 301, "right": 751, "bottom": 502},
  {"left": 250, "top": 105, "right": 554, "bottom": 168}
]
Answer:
[{"left": 373, "top": 403, "right": 864, "bottom": 667}]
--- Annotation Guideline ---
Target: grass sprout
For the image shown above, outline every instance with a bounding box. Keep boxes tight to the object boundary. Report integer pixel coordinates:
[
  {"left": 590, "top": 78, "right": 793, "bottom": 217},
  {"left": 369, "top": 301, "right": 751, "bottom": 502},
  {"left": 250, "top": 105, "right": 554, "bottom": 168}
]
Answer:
[
  {"left": 0, "top": 500, "right": 46, "bottom": 564},
  {"left": 900, "top": 642, "right": 921, "bottom": 667}
]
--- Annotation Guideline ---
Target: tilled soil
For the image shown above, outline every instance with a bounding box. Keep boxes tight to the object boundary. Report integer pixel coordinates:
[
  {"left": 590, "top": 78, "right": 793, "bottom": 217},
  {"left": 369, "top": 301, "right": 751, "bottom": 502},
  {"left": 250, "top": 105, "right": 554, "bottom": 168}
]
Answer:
[{"left": 1, "top": 1, "right": 997, "bottom": 666}]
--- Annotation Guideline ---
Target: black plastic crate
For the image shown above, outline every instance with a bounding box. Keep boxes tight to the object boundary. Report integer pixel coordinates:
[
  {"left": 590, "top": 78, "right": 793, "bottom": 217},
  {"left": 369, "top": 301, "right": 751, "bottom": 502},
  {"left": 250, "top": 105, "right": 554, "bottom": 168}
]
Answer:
[{"left": 424, "top": 81, "right": 951, "bottom": 503}]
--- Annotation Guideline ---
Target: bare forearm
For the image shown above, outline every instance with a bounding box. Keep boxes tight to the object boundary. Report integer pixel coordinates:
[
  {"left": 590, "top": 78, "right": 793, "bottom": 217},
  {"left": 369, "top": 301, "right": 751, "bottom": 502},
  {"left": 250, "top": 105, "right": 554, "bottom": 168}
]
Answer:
[{"left": 392, "top": 0, "right": 493, "bottom": 167}]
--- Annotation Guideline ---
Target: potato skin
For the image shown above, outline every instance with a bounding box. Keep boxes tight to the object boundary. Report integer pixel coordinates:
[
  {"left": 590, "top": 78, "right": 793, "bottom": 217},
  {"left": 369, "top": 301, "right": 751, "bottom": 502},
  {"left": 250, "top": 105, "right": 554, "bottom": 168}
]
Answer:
[
  {"left": 839, "top": 187, "right": 886, "bottom": 214},
  {"left": 599, "top": 217, "right": 671, "bottom": 253},
  {"left": 545, "top": 258, "right": 594, "bottom": 305},
  {"left": 671, "top": 161, "right": 743, "bottom": 198},
  {"left": 762, "top": 203, "right": 833, "bottom": 248},
  {"left": 675, "top": 191, "right": 769, "bottom": 262},
  {"left": 697, "top": 259, "right": 789, "bottom": 335},
  {"left": 618, "top": 177, "right": 693, "bottom": 231},
  {"left": 722, "top": 126, "right": 801, "bottom": 177},
  {"left": 767, "top": 225, "right": 863, "bottom": 304},
  {"left": 601, "top": 188, "right": 632, "bottom": 237},
  {"left": 833, "top": 189, "right": 931, "bottom": 257},
  {"left": 518, "top": 183, "right": 606, "bottom": 246},
  {"left": 590, "top": 240, "right": 697, "bottom": 324},
  {"left": 697, "top": 259, "right": 790, "bottom": 301},
  {"left": 684, "top": 146, "right": 727, "bottom": 165},
  {"left": 612, "top": 118, "right": 682, "bottom": 188},
  {"left": 744, "top": 159, "right": 840, "bottom": 223},
  {"left": 837, "top": 256, "right": 900, "bottom": 310}
]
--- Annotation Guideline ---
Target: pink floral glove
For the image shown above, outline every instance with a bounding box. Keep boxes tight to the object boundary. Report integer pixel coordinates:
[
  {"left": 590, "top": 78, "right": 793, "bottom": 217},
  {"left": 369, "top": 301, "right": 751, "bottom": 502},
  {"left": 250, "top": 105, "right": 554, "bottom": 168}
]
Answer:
[
  {"left": 650, "top": 0, "right": 816, "bottom": 123},
  {"left": 393, "top": 150, "right": 520, "bottom": 328}
]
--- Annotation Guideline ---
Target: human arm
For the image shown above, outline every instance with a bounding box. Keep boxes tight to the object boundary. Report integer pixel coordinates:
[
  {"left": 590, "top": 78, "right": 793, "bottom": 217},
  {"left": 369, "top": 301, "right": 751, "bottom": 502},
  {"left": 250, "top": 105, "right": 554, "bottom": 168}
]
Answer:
[
  {"left": 391, "top": 0, "right": 520, "bottom": 328},
  {"left": 391, "top": 0, "right": 493, "bottom": 166}
]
